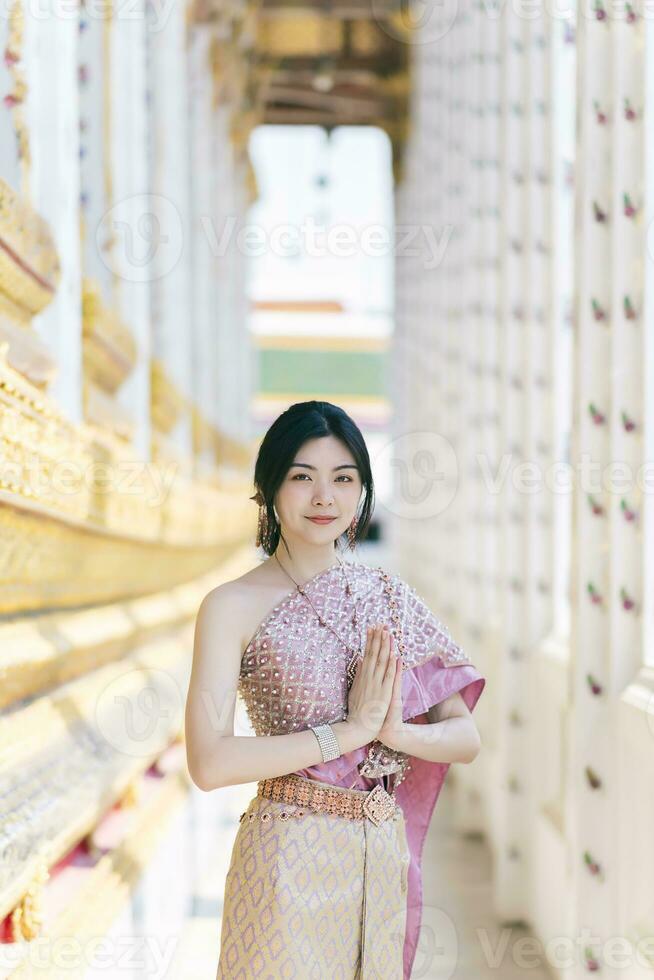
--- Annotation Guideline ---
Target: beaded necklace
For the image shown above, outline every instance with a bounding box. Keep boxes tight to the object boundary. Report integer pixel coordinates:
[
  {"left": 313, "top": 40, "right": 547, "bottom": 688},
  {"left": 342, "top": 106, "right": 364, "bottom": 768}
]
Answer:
[
  {"left": 274, "top": 553, "right": 412, "bottom": 796},
  {"left": 273, "top": 553, "right": 363, "bottom": 688}
]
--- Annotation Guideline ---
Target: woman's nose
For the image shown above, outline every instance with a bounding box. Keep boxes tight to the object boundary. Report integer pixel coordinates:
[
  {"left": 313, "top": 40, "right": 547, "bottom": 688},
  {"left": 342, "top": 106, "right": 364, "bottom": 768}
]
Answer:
[{"left": 312, "top": 488, "right": 334, "bottom": 505}]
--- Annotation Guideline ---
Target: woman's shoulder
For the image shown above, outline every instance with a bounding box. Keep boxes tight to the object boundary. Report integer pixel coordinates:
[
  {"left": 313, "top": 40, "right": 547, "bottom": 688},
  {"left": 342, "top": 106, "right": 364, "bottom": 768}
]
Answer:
[
  {"left": 205, "top": 559, "right": 302, "bottom": 654},
  {"left": 206, "top": 558, "right": 277, "bottom": 600},
  {"left": 197, "top": 566, "right": 270, "bottom": 636}
]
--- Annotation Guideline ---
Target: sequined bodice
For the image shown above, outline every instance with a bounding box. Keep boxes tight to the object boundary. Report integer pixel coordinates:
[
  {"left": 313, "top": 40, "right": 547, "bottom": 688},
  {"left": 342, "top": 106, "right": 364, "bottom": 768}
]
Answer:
[
  {"left": 237, "top": 560, "right": 472, "bottom": 786},
  {"left": 238, "top": 561, "right": 371, "bottom": 737}
]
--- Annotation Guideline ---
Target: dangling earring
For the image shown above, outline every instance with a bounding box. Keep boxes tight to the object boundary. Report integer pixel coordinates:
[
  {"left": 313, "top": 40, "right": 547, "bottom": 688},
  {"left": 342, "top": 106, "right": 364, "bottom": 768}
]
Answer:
[
  {"left": 256, "top": 505, "right": 269, "bottom": 549},
  {"left": 347, "top": 515, "right": 358, "bottom": 550},
  {"left": 250, "top": 490, "right": 268, "bottom": 549}
]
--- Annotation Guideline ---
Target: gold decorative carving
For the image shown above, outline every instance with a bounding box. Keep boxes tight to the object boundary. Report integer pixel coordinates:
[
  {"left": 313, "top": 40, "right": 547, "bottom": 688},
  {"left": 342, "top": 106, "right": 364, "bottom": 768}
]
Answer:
[
  {"left": 0, "top": 543, "right": 254, "bottom": 708},
  {"left": 118, "top": 778, "right": 139, "bottom": 808},
  {"left": 0, "top": 177, "right": 61, "bottom": 324},
  {"left": 0, "top": 325, "right": 57, "bottom": 389},
  {"left": 191, "top": 405, "right": 255, "bottom": 474},
  {"left": 230, "top": 105, "right": 263, "bottom": 151},
  {"left": 0, "top": 640, "right": 189, "bottom": 931},
  {"left": 245, "top": 153, "right": 260, "bottom": 205},
  {"left": 150, "top": 357, "right": 187, "bottom": 435},
  {"left": 0, "top": 347, "right": 94, "bottom": 521},
  {"left": 10, "top": 860, "right": 49, "bottom": 942},
  {"left": 191, "top": 404, "right": 214, "bottom": 456},
  {"left": 211, "top": 425, "right": 255, "bottom": 469},
  {"left": 6, "top": 770, "right": 189, "bottom": 977},
  {"left": 82, "top": 277, "right": 138, "bottom": 395},
  {"left": 0, "top": 476, "right": 253, "bottom": 613},
  {"left": 0, "top": 349, "right": 254, "bottom": 611},
  {"left": 4, "top": 0, "right": 31, "bottom": 196},
  {"left": 83, "top": 380, "right": 135, "bottom": 443}
]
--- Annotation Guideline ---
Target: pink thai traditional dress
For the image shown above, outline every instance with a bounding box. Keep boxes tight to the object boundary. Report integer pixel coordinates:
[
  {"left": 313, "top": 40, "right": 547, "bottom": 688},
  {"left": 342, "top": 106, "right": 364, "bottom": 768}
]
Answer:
[{"left": 216, "top": 559, "right": 486, "bottom": 979}]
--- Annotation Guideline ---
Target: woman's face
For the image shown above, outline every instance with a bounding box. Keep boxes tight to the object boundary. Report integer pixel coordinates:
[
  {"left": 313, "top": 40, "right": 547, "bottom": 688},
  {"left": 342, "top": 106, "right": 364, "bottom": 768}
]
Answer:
[{"left": 274, "top": 435, "right": 363, "bottom": 543}]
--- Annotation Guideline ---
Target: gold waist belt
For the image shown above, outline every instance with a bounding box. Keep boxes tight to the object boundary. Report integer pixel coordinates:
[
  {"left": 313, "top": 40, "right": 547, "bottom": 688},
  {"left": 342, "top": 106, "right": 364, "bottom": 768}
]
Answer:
[{"left": 257, "top": 773, "right": 399, "bottom": 827}]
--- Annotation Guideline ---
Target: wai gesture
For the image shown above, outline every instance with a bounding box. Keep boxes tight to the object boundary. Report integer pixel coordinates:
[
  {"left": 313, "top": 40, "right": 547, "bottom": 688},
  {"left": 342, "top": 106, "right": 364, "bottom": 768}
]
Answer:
[
  {"left": 377, "top": 629, "right": 404, "bottom": 749},
  {"left": 346, "top": 624, "right": 404, "bottom": 745}
]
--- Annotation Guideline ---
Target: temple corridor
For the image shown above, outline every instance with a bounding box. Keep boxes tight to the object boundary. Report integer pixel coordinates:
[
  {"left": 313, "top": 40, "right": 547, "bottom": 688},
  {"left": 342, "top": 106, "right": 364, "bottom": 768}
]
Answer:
[{"left": 0, "top": 0, "right": 653, "bottom": 977}]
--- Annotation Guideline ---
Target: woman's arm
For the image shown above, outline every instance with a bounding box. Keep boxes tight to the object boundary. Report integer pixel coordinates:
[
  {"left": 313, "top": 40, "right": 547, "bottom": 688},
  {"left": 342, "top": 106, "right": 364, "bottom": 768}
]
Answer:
[
  {"left": 380, "top": 690, "right": 481, "bottom": 765},
  {"left": 184, "top": 584, "right": 369, "bottom": 791}
]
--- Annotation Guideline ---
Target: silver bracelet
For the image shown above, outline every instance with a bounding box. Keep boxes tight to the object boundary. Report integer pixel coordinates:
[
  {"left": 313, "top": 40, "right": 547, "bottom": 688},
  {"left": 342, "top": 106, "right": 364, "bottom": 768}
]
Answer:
[{"left": 310, "top": 723, "right": 342, "bottom": 762}]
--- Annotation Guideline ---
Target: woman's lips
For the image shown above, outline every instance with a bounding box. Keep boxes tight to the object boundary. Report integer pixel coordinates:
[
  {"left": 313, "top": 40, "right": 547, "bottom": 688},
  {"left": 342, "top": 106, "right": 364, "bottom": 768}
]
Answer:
[{"left": 306, "top": 516, "right": 337, "bottom": 524}]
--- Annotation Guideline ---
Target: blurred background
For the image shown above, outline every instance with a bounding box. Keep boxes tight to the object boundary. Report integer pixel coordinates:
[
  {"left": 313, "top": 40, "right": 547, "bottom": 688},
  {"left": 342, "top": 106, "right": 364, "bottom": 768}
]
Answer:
[{"left": 0, "top": 0, "right": 652, "bottom": 977}]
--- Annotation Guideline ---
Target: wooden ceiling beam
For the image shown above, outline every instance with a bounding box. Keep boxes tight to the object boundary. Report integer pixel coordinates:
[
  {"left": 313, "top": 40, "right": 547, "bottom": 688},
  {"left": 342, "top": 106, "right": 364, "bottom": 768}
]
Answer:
[
  {"left": 267, "top": 67, "right": 382, "bottom": 86},
  {"left": 265, "top": 83, "right": 391, "bottom": 114},
  {"left": 252, "top": 3, "right": 408, "bottom": 137},
  {"left": 256, "top": 53, "right": 405, "bottom": 74},
  {"left": 260, "top": 0, "right": 399, "bottom": 19},
  {"left": 263, "top": 107, "right": 345, "bottom": 124}
]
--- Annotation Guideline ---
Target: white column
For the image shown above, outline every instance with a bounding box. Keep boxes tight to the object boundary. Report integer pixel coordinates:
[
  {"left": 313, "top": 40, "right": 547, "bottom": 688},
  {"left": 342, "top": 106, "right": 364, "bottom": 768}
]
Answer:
[
  {"left": 495, "top": 0, "right": 531, "bottom": 917},
  {"left": 24, "top": 0, "right": 82, "bottom": 419},
  {"left": 479, "top": 0, "right": 503, "bottom": 659},
  {"left": 231, "top": 160, "right": 254, "bottom": 442},
  {"left": 110, "top": 0, "right": 151, "bottom": 460},
  {"left": 78, "top": 0, "right": 114, "bottom": 299},
  {"left": 215, "top": 110, "right": 240, "bottom": 436},
  {"left": 568, "top": 1, "right": 614, "bottom": 973},
  {"left": 607, "top": 0, "right": 644, "bottom": 966},
  {"left": 188, "top": 25, "right": 219, "bottom": 457},
  {"left": 0, "top": 0, "right": 27, "bottom": 191},
  {"left": 214, "top": 103, "right": 254, "bottom": 443},
  {"left": 148, "top": 0, "right": 193, "bottom": 454}
]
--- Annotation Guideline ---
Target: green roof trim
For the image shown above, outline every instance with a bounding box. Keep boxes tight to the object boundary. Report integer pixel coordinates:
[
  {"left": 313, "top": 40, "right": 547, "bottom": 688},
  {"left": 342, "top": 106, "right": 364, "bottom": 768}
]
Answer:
[{"left": 258, "top": 349, "right": 387, "bottom": 397}]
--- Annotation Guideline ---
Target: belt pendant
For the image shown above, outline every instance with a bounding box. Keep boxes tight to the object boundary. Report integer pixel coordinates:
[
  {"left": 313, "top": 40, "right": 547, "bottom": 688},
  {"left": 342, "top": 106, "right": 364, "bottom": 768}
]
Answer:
[{"left": 362, "top": 784, "right": 397, "bottom": 826}]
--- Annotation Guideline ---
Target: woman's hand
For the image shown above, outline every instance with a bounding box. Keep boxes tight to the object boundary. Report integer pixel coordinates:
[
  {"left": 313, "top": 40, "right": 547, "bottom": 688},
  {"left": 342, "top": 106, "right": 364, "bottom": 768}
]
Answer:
[
  {"left": 346, "top": 624, "right": 397, "bottom": 742},
  {"left": 377, "top": 632, "right": 404, "bottom": 749}
]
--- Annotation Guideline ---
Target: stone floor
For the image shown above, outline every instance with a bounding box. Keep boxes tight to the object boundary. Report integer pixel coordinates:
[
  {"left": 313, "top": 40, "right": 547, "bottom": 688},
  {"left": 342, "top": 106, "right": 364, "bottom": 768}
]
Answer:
[
  {"left": 416, "top": 785, "right": 553, "bottom": 980},
  {"left": 167, "top": 779, "right": 553, "bottom": 980}
]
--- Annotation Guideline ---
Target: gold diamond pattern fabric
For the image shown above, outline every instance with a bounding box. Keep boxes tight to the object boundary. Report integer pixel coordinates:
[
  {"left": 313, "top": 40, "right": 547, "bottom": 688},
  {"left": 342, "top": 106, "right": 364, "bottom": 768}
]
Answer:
[{"left": 216, "top": 793, "right": 409, "bottom": 979}]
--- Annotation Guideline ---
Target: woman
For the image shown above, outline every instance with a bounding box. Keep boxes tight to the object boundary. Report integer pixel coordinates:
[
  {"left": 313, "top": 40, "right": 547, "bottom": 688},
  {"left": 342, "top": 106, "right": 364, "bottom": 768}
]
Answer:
[{"left": 185, "top": 400, "right": 486, "bottom": 979}]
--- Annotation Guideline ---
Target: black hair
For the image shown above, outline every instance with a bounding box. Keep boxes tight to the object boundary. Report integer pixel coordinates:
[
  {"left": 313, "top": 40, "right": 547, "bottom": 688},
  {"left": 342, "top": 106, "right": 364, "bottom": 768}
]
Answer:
[{"left": 251, "top": 400, "right": 375, "bottom": 556}]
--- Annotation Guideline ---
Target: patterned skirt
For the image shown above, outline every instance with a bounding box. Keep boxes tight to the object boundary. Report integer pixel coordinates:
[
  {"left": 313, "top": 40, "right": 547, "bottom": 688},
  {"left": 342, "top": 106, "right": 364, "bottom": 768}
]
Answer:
[{"left": 216, "top": 777, "right": 410, "bottom": 979}]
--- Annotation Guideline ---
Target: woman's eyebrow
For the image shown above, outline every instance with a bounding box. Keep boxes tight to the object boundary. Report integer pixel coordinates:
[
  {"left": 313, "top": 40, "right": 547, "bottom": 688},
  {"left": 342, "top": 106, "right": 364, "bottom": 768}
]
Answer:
[{"left": 290, "top": 463, "right": 358, "bottom": 471}]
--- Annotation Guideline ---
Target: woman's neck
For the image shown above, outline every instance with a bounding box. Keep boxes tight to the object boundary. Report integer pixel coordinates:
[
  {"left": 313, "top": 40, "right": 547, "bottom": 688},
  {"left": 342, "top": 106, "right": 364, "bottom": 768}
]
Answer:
[{"left": 272, "top": 547, "right": 340, "bottom": 586}]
